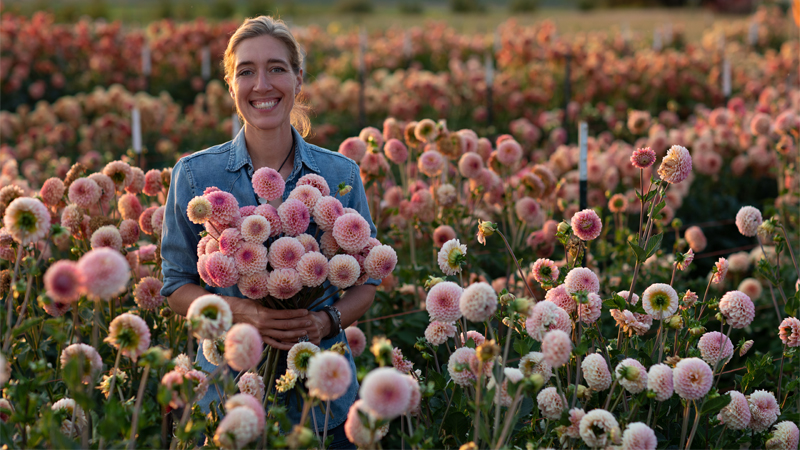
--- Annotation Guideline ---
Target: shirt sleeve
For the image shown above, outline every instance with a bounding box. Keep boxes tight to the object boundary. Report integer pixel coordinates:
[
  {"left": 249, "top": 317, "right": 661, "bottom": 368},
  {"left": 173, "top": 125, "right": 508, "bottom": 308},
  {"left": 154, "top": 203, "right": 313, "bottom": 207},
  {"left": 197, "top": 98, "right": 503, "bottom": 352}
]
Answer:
[
  {"left": 160, "top": 160, "right": 204, "bottom": 298},
  {"left": 345, "top": 162, "right": 381, "bottom": 287}
]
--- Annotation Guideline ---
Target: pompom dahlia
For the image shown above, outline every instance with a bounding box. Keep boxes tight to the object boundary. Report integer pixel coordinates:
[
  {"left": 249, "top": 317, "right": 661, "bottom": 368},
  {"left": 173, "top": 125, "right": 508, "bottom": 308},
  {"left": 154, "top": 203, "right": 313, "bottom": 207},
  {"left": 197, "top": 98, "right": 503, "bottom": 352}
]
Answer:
[
  {"left": 133, "top": 277, "right": 165, "bottom": 311},
  {"left": 213, "top": 407, "right": 260, "bottom": 450},
  {"left": 344, "top": 400, "right": 389, "bottom": 447},
  {"left": 579, "top": 409, "right": 620, "bottom": 448},
  {"left": 4, "top": 197, "right": 50, "bottom": 246},
  {"left": 60, "top": 343, "right": 102, "bottom": 383},
  {"left": 224, "top": 323, "right": 264, "bottom": 371},
  {"left": 296, "top": 251, "right": 328, "bottom": 287},
  {"left": 519, "top": 351, "right": 552, "bottom": 380},
  {"left": 267, "top": 268, "right": 303, "bottom": 299},
  {"left": 748, "top": 390, "right": 780, "bottom": 432},
  {"left": 424, "top": 321, "right": 457, "bottom": 346},
  {"left": 526, "top": 300, "right": 572, "bottom": 341},
  {"left": 287, "top": 342, "right": 320, "bottom": 378},
  {"left": 460, "top": 282, "right": 497, "bottom": 323},
  {"left": 77, "top": 248, "right": 130, "bottom": 300},
  {"left": 313, "top": 196, "right": 345, "bottom": 232},
  {"left": 736, "top": 206, "right": 763, "bottom": 237},
  {"left": 105, "top": 313, "right": 150, "bottom": 361},
  {"left": 448, "top": 347, "right": 479, "bottom": 386},
  {"left": 205, "top": 190, "right": 239, "bottom": 226},
  {"left": 564, "top": 267, "right": 600, "bottom": 295},
  {"left": 719, "top": 290, "right": 754, "bottom": 329},
  {"left": 621, "top": 422, "right": 657, "bottom": 450},
  {"left": 657, "top": 145, "right": 692, "bottom": 184},
  {"left": 187, "top": 196, "right": 213, "bottom": 224},
  {"left": 40, "top": 177, "right": 65, "bottom": 207},
  {"left": 68, "top": 178, "right": 101, "bottom": 209},
  {"left": 307, "top": 351, "right": 352, "bottom": 401},
  {"left": 277, "top": 199, "right": 310, "bottom": 237},
  {"left": 438, "top": 238, "right": 467, "bottom": 276},
  {"left": 641, "top": 283, "right": 679, "bottom": 319},
  {"left": 672, "top": 358, "right": 712, "bottom": 400},
  {"left": 237, "top": 373, "right": 266, "bottom": 401},
  {"left": 90, "top": 225, "right": 123, "bottom": 251},
  {"left": 542, "top": 329, "right": 572, "bottom": 368},
  {"left": 712, "top": 257, "right": 729, "bottom": 284},
  {"left": 718, "top": 390, "right": 751, "bottom": 430},
  {"left": 252, "top": 167, "right": 285, "bottom": 201},
  {"left": 44, "top": 260, "right": 82, "bottom": 304},
  {"left": 269, "top": 236, "right": 305, "bottom": 270},
  {"left": 418, "top": 150, "right": 445, "bottom": 177},
  {"left": 365, "top": 245, "right": 397, "bottom": 280},
  {"left": 571, "top": 209, "right": 603, "bottom": 241},
  {"left": 238, "top": 271, "right": 270, "bottom": 300},
  {"left": 582, "top": 353, "right": 612, "bottom": 391},
  {"left": 360, "top": 367, "right": 412, "bottom": 419},
  {"left": 545, "top": 284, "right": 576, "bottom": 314},
  {"left": 345, "top": 326, "right": 367, "bottom": 356},
  {"left": 537, "top": 387, "right": 565, "bottom": 420},
  {"left": 531, "top": 258, "right": 559, "bottom": 284},
  {"left": 327, "top": 254, "right": 361, "bottom": 289},
  {"left": 631, "top": 147, "right": 656, "bottom": 169},
  {"left": 647, "top": 364, "right": 674, "bottom": 401},
  {"left": 578, "top": 293, "right": 603, "bottom": 324},
  {"left": 234, "top": 242, "right": 268, "bottom": 277},
  {"left": 203, "top": 252, "right": 239, "bottom": 288},
  {"left": 297, "top": 173, "right": 330, "bottom": 196},
  {"left": 698, "top": 331, "right": 734, "bottom": 366},
  {"left": 615, "top": 359, "right": 648, "bottom": 394},
  {"left": 186, "top": 294, "right": 233, "bottom": 340},
  {"left": 766, "top": 421, "right": 800, "bottom": 450},
  {"left": 779, "top": 317, "right": 800, "bottom": 347},
  {"left": 427, "top": 281, "right": 463, "bottom": 323},
  {"left": 685, "top": 226, "right": 707, "bottom": 253}
]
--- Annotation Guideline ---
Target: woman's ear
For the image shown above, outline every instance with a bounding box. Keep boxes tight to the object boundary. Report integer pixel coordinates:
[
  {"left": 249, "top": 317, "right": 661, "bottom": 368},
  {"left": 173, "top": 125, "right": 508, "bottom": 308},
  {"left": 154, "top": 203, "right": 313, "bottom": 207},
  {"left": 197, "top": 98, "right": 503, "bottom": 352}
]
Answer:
[{"left": 296, "top": 69, "right": 303, "bottom": 91}]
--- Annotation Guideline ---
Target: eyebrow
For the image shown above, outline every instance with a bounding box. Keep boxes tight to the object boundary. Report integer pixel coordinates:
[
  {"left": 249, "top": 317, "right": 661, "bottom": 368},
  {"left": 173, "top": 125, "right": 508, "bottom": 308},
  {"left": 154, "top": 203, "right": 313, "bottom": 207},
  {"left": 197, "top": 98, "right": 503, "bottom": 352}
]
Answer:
[{"left": 235, "top": 59, "right": 290, "bottom": 71}]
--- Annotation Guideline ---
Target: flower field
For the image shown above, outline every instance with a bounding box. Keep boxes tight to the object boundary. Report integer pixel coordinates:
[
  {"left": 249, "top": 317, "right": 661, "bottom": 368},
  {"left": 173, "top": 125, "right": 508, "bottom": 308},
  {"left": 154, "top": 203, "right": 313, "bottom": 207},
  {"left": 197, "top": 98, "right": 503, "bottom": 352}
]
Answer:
[{"left": 1, "top": 4, "right": 799, "bottom": 450}]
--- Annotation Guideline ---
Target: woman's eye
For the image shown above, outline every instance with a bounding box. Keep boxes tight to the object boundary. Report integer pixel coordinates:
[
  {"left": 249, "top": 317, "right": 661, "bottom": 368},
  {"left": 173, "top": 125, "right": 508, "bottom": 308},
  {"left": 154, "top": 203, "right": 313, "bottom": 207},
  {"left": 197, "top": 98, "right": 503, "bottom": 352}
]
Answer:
[
  {"left": 238, "top": 69, "right": 253, "bottom": 76},
  {"left": 271, "top": 67, "right": 286, "bottom": 73}
]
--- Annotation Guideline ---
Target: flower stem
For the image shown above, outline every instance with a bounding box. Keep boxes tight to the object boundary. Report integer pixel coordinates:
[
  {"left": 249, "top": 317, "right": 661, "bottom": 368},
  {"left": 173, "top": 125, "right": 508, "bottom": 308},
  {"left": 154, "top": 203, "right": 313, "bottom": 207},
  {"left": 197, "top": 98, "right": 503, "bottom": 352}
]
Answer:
[
  {"left": 777, "top": 343, "right": 787, "bottom": 402},
  {"left": 780, "top": 226, "right": 800, "bottom": 280},
  {"left": 473, "top": 370, "right": 483, "bottom": 447},
  {"left": 127, "top": 363, "right": 151, "bottom": 450},
  {"left": 321, "top": 399, "right": 331, "bottom": 448},
  {"left": 679, "top": 401, "right": 691, "bottom": 448},
  {"left": 685, "top": 400, "right": 704, "bottom": 450},
  {"left": 495, "top": 229, "right": 537, "bottom": 301}
]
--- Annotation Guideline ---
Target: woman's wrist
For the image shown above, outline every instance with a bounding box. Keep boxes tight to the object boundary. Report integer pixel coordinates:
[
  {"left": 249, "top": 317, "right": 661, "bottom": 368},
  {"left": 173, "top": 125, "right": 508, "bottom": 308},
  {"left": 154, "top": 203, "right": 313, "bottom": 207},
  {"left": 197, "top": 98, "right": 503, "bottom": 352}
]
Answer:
[{"left": 312, "top": 310, "right": 332, "bottom": 339}]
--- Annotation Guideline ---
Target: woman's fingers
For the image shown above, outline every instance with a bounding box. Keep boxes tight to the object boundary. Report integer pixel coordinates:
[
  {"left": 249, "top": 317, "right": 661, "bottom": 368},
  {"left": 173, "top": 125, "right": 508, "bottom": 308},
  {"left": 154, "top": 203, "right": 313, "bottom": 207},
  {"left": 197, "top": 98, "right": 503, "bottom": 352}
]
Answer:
[
  {"left": 264, "top": 308, "right": 309, "bottom": 320},
  {"left": 261, "top": 335, "right": 294, "bottom": 351},
  {"left": 258, "top": 317, "right": 313, "bottom": 330},
  {"left": 260, "top": 328, "right": 308, "bottom": 341}
]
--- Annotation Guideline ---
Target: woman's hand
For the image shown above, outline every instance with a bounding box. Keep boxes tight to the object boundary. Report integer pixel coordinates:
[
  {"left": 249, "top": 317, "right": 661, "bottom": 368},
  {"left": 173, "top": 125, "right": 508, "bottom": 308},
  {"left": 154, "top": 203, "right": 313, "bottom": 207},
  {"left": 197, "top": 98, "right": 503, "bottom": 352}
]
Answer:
[
  {"left": 306, "top": 311, "right": 332, "bottom": 345},
  {"left": 224, "top": 296, "right": 313, "bottom": 350}
]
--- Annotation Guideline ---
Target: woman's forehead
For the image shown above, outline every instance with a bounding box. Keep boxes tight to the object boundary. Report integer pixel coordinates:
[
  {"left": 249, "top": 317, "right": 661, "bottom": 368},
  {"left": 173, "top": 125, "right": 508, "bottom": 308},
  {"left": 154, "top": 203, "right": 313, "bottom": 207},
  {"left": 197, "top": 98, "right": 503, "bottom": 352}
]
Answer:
[{"left": 234, "top": 35, "right": 291, "bottom": 65}]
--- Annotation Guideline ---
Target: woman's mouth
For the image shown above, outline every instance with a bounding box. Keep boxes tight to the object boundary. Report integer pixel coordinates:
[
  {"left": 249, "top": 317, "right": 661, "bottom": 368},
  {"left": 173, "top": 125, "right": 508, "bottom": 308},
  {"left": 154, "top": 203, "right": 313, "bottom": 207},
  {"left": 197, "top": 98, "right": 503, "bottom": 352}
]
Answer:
[{"left": 251, "top": 99, "right": 279, "bottom": 110}]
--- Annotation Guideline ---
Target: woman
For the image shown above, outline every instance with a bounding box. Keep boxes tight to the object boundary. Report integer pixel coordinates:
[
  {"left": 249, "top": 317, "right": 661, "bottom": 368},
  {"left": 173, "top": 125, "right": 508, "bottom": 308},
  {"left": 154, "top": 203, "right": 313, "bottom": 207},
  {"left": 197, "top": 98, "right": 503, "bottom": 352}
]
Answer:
[{"left": 160, "top": 16, "right": 378, "bottom": 448}]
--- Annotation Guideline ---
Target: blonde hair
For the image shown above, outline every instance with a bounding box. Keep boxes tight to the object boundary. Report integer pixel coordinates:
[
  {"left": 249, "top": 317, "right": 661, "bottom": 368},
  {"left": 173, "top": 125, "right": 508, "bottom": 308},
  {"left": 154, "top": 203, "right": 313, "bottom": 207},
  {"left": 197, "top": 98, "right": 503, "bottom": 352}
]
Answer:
[{"left": 223, "top": 16, "right": 311, "bottom": 137}]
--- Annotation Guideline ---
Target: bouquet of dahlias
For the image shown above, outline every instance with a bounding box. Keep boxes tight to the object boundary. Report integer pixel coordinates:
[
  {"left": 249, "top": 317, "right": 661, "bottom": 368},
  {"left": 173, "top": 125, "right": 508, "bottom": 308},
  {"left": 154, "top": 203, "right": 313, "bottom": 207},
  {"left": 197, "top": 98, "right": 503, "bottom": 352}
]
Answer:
[{"left": 186, "top": 166, "right": 397, "bottom": 311}]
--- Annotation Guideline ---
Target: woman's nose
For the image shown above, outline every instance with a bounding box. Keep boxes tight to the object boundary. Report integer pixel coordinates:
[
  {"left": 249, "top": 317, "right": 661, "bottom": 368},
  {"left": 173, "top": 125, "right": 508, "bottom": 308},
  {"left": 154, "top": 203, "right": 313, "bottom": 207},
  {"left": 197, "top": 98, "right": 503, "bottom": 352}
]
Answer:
[{"left": 254, "top": 70, "right": 272, "bottom": 91}]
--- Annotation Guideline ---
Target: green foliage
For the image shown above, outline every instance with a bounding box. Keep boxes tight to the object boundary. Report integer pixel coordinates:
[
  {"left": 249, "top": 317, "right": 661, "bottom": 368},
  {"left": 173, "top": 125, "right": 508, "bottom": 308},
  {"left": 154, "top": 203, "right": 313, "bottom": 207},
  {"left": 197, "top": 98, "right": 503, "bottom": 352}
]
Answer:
[
  {"left": 210, "top": 0, "right": 237, "bottom": 18},
  {"left": 398, "top": 1, "right": 424, "bottom": 14},
  {"left": 450, "top": 0, "right": 486, "bottom": 13},
  {"left": 246, "top": 0, "right": 277, "bottom": 17},
  {"left": 335, "top": 0, "right": 374, "bottom": 14},
  {"left": 508, "top": 0, "right": 538, "bottom": 12}
]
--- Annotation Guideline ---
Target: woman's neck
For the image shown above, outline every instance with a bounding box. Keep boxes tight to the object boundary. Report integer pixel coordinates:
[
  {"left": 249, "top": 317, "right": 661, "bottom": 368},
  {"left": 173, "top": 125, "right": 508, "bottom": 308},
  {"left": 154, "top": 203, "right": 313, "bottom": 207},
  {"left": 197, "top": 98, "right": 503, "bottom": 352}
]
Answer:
[{"left": 243, "top": 122, "right": 295, "bottom": 175}]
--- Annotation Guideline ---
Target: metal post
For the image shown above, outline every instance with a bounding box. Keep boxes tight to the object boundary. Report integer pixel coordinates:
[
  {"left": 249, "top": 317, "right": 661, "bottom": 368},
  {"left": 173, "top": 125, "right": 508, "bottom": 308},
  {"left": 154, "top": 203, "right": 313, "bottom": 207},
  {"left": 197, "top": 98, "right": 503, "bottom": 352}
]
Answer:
[
  {"left": 201, "top": 46, "right": 211, "bottom": 81},
  {"left": 485, "top": 53, "right": 494, "bottom": 129},
  {"left": 579, "top": 121, "right": 588, "bottom": 267},
  {"left": 358, "top": 28, "right": 367, "bottom": 128},
  {"left": 562, "top": 52, "right": 571, "bottom": 129},
  {"left": 132, "top": 107, "right": 142, "bottom": 167},
  {"left": 141, "top": 43, "right": 151, "bottom": 93},
  {"left": 722, "top": 56, "right": 731, "bottom": 102}
]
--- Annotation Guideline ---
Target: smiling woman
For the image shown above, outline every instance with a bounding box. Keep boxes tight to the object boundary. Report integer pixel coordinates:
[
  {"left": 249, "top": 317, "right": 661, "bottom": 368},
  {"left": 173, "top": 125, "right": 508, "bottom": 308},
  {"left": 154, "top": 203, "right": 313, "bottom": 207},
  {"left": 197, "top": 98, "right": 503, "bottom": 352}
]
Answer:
[{"left": 160, "top": 16, "right": 378, "bottom": 449}]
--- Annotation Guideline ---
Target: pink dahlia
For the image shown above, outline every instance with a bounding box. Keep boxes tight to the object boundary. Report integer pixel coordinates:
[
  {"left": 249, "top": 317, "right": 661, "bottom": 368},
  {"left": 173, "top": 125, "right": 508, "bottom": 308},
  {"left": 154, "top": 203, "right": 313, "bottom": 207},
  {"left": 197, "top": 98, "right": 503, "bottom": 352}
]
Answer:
[
  {"left": 685, "top": 226, "right": 707, "bottom": 253},
  {"left": 621, "top": 422, "right": 657, "bottom": 450},
  {"left": 60, "top": 343, "right": 102, "bottom": 383},
  {"left": 545, "top": 285, "right": 576, "bottom": 314},
  {"left": 698, "top": 331, "right": 734, "bottom": 367},
  {"left": 448, "top": 347, "right": 479, "bottom": 386},
  {"left": 88, "top": 173, "right": 115, "bottom": 205},
  {"left": 365, "top": 245, "right": 396, "bottom": 280},
  {"left": 133, "top": 277, "right": 164, "bottom": 311},
  {"left": 296, "top": 251, "right": 328, "bottom": 287},
  {"left": 615, "top": 358, "right": 648, "bottom": 394},
  {"left": 238, "top": 271, "right": 270, "bottom": 299},
  {"left": 319, "top": 231, "right": 340, "bottom": 259},
  {"left": 542, "top": 329, "right": 572, "bottom": 368},
  {"left": 641, "top": 283, "right": 679, "bottom": 319},
  {"left": 564, "top": 267, "right": 600, "bottom": 295},
  {"left": 44, "top": 260, "right": 82, "bottom": 304},
  {"left": 360, "top": 367, "right": 411, "bottom": 419},
  {"left": 582, "top": 353, "right": 612, "bottom": 391},
  {"left": 61, "top": 205, "right": 83, "bottom": 237},
  {"left": 392, "top": 347, "right": 414, "bottom": 374},
  {"left": 719, "top": 290, "right": 754, "bottom": 329},
  {"left": 458, "top": 152, "right": 484, "bottom": 179},
  {"left": 225, "top": 323, "right": 264, "bottom": 371},
  {"left": 150, "top": 206, "right": 166, "bottom": 235},
  {"left": 234, "top": 242, "right": 268, "bottom": 276},
  {"left": 77, "top": 248, "right": 130, "bottom": 300},
  {"left": 277, "top": 199, "right": 310, "bottom": 237},
  {"left": 142, "top": 169, "right": 162, "bottom": 196},
  {"left": 287, "top": 342, "right": 319, "bottom": 378},
  {"left": 119, "top": 219, "right": 139, "bottom": 246},
  {"left": 313, "top": 196, "right": 345, "bottom": 232},
  {"left": 736, "top": 206, "right": 762, "bottom": 237},
  {"left": 105, "top": 313, "right": 150, "bottom": 361},
  {"left": 672, "top": 357, "right": 712, "bottom": 400},
  {"left": 515, "top": 197, "right": 542, "bottom": 225},
  {"left": 344, "top": 400, "right": 389, "bottom": 447},
  {"left": 417, "top": 150, "right": 444, "bottom": 177},
  {"left": 252, "top": 167, "right": 285, "bottom": 201},
  {"left": 571, "top": 209, "right": 602, "bottom": 241},
  {"left": 748, "top": 390, "right": 780, "bottom": 432},
  {"left": 630, "top": 147, "right": 656, "bottom": 169},
  {"left": 384, "top": 139, "right": 409, "bottom": 165},
  {"left": 91, "top": 225, "right": 123, "bottom": 251},
  {"left": 240, "top": 215, "right": 271, "bottom": 244},
  {"left": 738, "top": 278, "right": 762, "bottom": 300},
  {"left": 526, "top": 300, "right": 572, "bottom": 341},
  {"left": 213, "top": 406, "right": 260, "bottom": 449},
  {"left": 296, "top": 233, "right": 320, "bottom": 253},
  {"left": 496, "top": 139, "right": 523, "bottom": 166},
  {"left": 779, "top": 317, "right": 800, "bottom": 347},
  {"left": 307, "top": 351, "right": 352, "bottom": 401},
  {"left": 532, "top": 258, "right": 559, "bottom": 284},
  {"left": 657, "top": 145, "right": 692, "bottom": 184},
  {"left": 519, "top": 351, "right": 552, "bottom": 380},
  {"left": 117, "top": 193, "right": 142, "bottom": 222},
  {"left": 68, "top": 178, "right": 101, "bottom": 209},
  {"left": 126, "top": 167, "right": 145, "bottom": 194},
  {"left": 579, "top": 409, "right": 620, "bottom": 448},
  {"left": 205, "top": 190, "right": 239, "bottom": 226},
  {"left": 339, "top": 137, "right": 367, "bottom": 162},
  {"left": 187, "top": 196, "right": 213, "bottom": 225},
  {"left": 461, "top": 330, "right": 486, "bottom": 347},
  {"left": 4, "top": 197, "right": 51, "bottom": 245},
  {"left": 433, "top": 225, "right": 457, "bottom": 248},
  {"left": 40, "top": 177, "right": 65, "bottom": 207},
  {"left": 103, "top": 161, "right": 133, "bottom": 192},
  {"left": 766, "top": 421, "right": 799, "bottom": 450},
  {"left": 578, "top": 293, "right": 603, "bottom": 324},
  {"left": 204, "top": 252, "right": 239, "bottom": 288},
  {"left": 238, "top": 373, "right": 266, "bottom": 401},
  {"left": 460, "top": 282, "right": 497, "bottom": 323},
  {"left": 647, "top": 364, "right": 673, "bottom": 401},
  {"left": 225, "top": 394, "right": 266, "bottom": 431},
  {"left": 718, "top": 390, "right": 751, "bottom": 430},
  {"left": 186, "top": 294, "right": 233, "bottom": 340},
  {"left": 268, "top": 236, "right": 305, "bottom": 270},
  {"left": 321, "top": 248, "right": 356, "bottom": 283},
  {"left": 297, "top": 173, "right": 330, "bottom": 196},
  {"left": 267, "top": 268, "right": 303, "bottom": 299},
  {"left": 253, "top": 204, "right": 282, "bottom": 237},
  {"left": 332, "top": 212, "right": 371, "bottom": 253},
  {"left": 562, "top": 408, "right": 586, "bottom": 439},
  {"left": 345, "top": 326, "right": 367, "bottom": 356},
  {"left": 424, "top": 321, "right": 457, "bottom": 346},
  {"left": 610, "top": 309, "right": 650, "bottom": 336},
  {"left": 139, "top": 206, "right": 157, "bottom": 235},
  {"left": 288, "top": 185, "right": 322, "bottom": 212},
  {"left": 537, "top": 387, "right": 566, "bottom": 420}
]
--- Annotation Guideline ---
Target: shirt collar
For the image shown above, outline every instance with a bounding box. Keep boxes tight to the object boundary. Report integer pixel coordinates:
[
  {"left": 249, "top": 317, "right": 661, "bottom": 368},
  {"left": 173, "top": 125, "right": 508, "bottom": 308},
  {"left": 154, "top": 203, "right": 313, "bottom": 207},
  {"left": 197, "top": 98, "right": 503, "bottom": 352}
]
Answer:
[{"left": 227, "top": 126, "right": 321, "bottom": 176}]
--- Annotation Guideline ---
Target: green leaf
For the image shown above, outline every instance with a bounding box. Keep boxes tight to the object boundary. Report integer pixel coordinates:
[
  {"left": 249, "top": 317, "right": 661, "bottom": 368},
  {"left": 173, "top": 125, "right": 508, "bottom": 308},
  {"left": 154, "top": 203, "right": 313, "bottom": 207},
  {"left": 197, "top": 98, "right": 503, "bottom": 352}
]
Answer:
[
  {"left": 785, "top": 290, "right": 800, "bottom": 317},
  {"left": 513, "top": 337, "right": 532, "bottom": 357},
  {"left": 573, "top": 341, "right": 589, "bottom": 356},
  {"left": 651, "top": 200, "right": 666, "bottom": 218},
  {"left": 627, "top": 240, "right": 646, "bottom": 262},
  {"left": 12, "top": 317, "right": 44, "bottom": 338},
  {"left": 700, "top": 393, "right": 732, "bottom": 416},
  {"left": 644, "top": 233, "right": 663, "bottom": 259}
]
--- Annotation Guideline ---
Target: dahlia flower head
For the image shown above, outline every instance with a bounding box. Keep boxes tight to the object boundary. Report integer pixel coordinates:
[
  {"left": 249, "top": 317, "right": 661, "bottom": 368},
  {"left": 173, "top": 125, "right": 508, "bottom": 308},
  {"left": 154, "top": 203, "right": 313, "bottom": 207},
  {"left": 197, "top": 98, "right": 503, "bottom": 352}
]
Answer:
[
  {"left": 621, "top": 422, "right": 657, "bottom": 450},
  {"left": 748, "top": 390, "right": 780, "bottom": 432},
  {"left": 105, "top": 313, "right": 150, "bottom": 362},
  {"left": 307, "top": 351, "right": 352, "bottom": 401},
  {"left": 519, "top": 351, "right": 553, "bottom": 380},
  {"left": 345, "top": 326, "right": 367, "bottom": 356},
  {"left": 214, "top": 406, "right": 260, "bottom": 450},
  {"left": 447, "top": 347, "right": 479, "bottom": 386},
  {"left": 615, "top": 358, "right": 648, "bottom": 394},
  {"left": 224, "top": 323, "right": 264, "bottom": 371},
  {"left": 564, "top": 267, "right": 600, "bottom": 296},
  {"left": 610, "top": 309, "right": 650, "bottom": 337},
  {"left": 735, "top": 206, "right": 763, "bottom": 237},
  {"left": 537, "top": 387, "right": 566, "bottom": 420},
  {"left": 712, "top": 257, "right": 729, "bottom": 284},
  {"left": 60, "top": 343, "right": 103, "bottom": 384},
  {"left": 438, "top": 238, "right": 467, "bottom": 276},
  {"left": 545, "top": 284, "right": 576, "bottom": 314},
  {"left": 459, "top": 282, "right": 498, "bottom": 323},
  {"left": 579, "top": 409, "right": 620, "bottom": 448},
  {"left": 719, "top": 290, "right": 754, "bottom": 329},
  {"left": 779, "top": 317, "right": 800, "bottom": 347},
  {"left": 531, "top": 258, "right": 559, "bottom": 284},
  {"left": 287, "top": 342, "right": 320, "bottom": 378},
  {"left": 657, "top": 145, "right": 692, "bottom": 184},
  {"left": 425, "top": 321, "right": 457, "bottom": 346},
  {"left": 582, "top": 353, "right": 612, "bottom": 391},
  {"left": 766, "top": 421, "right": 800, "bottom": 450},
  {"left": 672, "top": 357, "right": 712, "bottom": 400},
  {"left": 252, "top": 167, "right": 285, "bottom": 202},
  {"left": 718, "top": 390, "right": 751, "bottom": 430},
  {"left": 44, "top": 260, "right": 82, "bottom": 305},
  {"left": 493, "top": 367, "right": 525, "bottom": 407},
  {"left": 360, "top": 367, "right": 412, "bottom": 419},
  {"left": 641, "top": 283, "right": 679, "bottom": 319},
  {"left": 541, "top": 329, "right": 572, "bottom": 368},
  {"left": 526, "top": 300, "right": 572, "bottom": 341},
  {"left": 647, "top": 364, "right": 674, "bottom": 401},
  {"left": 186, "top": 294, "right": 233, "bottom": 340},
  {"left": 571, "top": 209, "right": 603, "bottom": 241},
  {"left": 344, "top": 400, "right": 390, "bottom": 447},
  {"left": 578, "top": 293, "right": 603, "bottom": 324},
  {"left": 4, "top": 197, "right": 51, "bottom": 246},
  {"left": 698, "top": 331, "right": 734, "bottom": 367}
]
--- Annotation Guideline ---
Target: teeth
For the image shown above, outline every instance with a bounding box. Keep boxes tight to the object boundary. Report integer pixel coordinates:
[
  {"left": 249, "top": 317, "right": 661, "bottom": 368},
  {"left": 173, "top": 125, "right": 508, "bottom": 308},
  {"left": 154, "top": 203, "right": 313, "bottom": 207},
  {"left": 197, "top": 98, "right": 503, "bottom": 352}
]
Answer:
[{"left": 252, "top": 100, "right": 277, "bottom": 110}]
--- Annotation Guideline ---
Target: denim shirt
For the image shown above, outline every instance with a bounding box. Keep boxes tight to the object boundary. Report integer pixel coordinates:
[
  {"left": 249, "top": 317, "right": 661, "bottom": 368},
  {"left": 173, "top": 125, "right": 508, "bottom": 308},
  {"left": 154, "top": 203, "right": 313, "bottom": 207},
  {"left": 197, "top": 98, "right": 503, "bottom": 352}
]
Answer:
[{"left": 160, "top": 126, "right": 379, "bottom": 431}]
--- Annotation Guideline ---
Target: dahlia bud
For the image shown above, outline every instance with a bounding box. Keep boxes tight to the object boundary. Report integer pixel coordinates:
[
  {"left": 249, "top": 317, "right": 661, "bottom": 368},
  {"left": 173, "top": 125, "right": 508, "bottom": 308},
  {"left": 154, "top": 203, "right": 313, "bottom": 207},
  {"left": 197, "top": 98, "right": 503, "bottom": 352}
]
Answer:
[
  {"left": 477, "top": 220, "right": 497, "bottom": 245},
  {"left": 286, "top": 425, "right": 316, "bottom": 450},
  {"left": 715, "top": 312, "right": 725, "bottom": 323},
  {"left": 671, "top": 218, "right": 683, "bottom": 229},
  {"left": 509, "top": 298, "right": 531, "bottom": 315},
  {"left": 757, "top": 219, "right": 776, "bottom": 242},
  {"left": 370, "top": 337, "right": 393, "bottom": 367},
  {"left": 557, "top": 221, "right": 570, "bottom": 234},
  {"left": 667, "top": 315, "right": 683, "bottom": 329},
  {"left": 618, "top": 365, "right": 640, "bottom": 381},
  {"left": 576, "top": 384, "right": 591, "bottom": 401},
  {"left": 476, "top": 339, "right": 500, "bottom": 363},
  {"left": 689, "top": 327, "right": 706, "bottom": 336},
  {"left": 330, "top": 342, "right": 349, "bottom": 356},
  {"left": 739, "top": 340, "right": 754, "bottom": 357},
  {"left": 337, "top": 182, "right": 352, "bottom": 196},
  {"left": 647, "top": 390, "right": 657, "bottom": 399},
  {"left": 160, "top": 307, "right": 174, "bottom": 318},
  {"left": 499, "top": 291, "right": 516, "bottom": 304},
  {"left": 460, "top": 442, "right": 478, "bottom": 450},
  {"left": 424, "top": 276, "right": 445, "bottom": 290},
  {"left": 528, "top": 373, "right": 545, "bottom": 393}
]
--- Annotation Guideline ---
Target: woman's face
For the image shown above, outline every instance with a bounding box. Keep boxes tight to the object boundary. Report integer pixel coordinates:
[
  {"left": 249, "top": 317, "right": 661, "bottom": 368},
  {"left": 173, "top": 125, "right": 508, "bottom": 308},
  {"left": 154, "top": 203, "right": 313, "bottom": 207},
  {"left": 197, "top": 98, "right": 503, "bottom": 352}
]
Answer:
[{"left": 228, "top": 34, "right": 302, "bottom": 133}]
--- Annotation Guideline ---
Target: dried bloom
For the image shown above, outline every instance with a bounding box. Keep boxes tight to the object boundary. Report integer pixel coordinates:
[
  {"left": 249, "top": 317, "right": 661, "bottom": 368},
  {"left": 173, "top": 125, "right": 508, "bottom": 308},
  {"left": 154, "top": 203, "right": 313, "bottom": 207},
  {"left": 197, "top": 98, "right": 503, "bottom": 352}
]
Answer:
[
  {"left": 307, "top": 351, "right": 352, "bottom": 401},
  {"left": 186, "top": 294, "right": 233, "bottom": 340},
  {"left": 4, "top": 197, "right": 50, "bottom": 245},
  {"left": 766, "top": 421, "right": 799, "bottom": 450},
  {"left": 542, "top": 329, "right": 572, "bottom": 368},
  {"left": 225, "top": 323, "right": 264, "bottom": 371},
  {"left": 719, "top": 290, "right": 754, "bottom": 329},
  {"left": 545, "top": 285, "right": 576, "bottom": 314},
  {"left": 718, "top": 390, "right": 751, "bottom": 430},
  {"left": 579, "top": 409, "right": 620, "bottom": 448},
  {"left": 657, "top": 145, "right": 692, "bottom": 184},
  {"left": 526, "top": 300, "right": 572, "bottom": 341},
  {"left": 779, "top": 317, "right": 800, "bottom": 347},
  {"left": 360, "top": 367, "right": 411, "bottom": 419},
  {"left": 275, "top": 369, "right": 298, "bottom": 393},
  {"left": 133, "top": 277, "right": 165, "bottom": 311},
  {"left": 287, "top": 342, "right": 320, "bottom": 378},
  {"left": 537, "top": 387, "right": 566, "bottom": 420},
  {"left": 641, "top": 283, "right": 679, "bottom": 319},
  {"left": 327, "top": 254, "right": 361, "bottom": 289},
  {"left": 105, "top": 313, "right": 150, "bottom": 361},
  {"left": 672, "top": 357, "right": 712, "bottom": 400},
  {"left": 44, "top": 260, "right": 82, "bottom": 304},
  {"left": 582, "top": 353, "right": 612, "bottom": 391},
  {"left": 647, "top": 364, "right": 674, "bottom": 401},
  {"left": 564, "top": 267, "right": 600, "bottom": 295},
  {"left": 460, "top": 282, "right": 497, "bottom": 323},
  {"left": 621, "top": 422, "right": 657, "bottom": 450},
  {"left": 438, "top": 238, "right": 467, "bottom": 276},
  {"left": 748, "top": 390, "right": 780, "bottom": 432},
  {"left": 427, "top": 281, "right": 463, "bottom": 323},
  {"left": 60, "top": 343, "right": 103, "bottom": 383},
  {"left": 345, "top": 326, "right": 367, "bottom": 356},
  {"left": 736, "top": 206, "right": 763, "bottom": 237},
  {"left": 615, "top": 358, "right": 648, "bottom": 394},
  {"left": 519, "top": 351, "right": 552, "bottom": 380},
  {"left": 77, "top": 248, "right": 130, "bottom": 300},
  {"left": 424, "top": 321, "right": 457, "bottom": 345},
  {"left": 531, "top": 258, "right": 559, "bottom": 284},
  {"left": 571, "top": 209, "right": 603, "bottom": 241}
]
